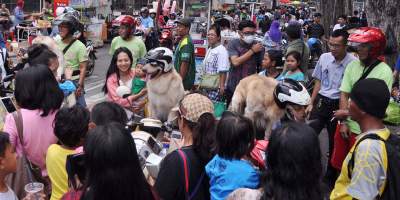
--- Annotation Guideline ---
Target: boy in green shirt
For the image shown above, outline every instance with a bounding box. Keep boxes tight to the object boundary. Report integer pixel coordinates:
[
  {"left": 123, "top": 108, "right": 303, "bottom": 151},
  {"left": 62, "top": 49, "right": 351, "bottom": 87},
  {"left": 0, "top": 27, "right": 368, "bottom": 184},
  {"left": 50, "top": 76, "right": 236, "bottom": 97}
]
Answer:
[{"left": 174, "top": 18, "right": 195, "bottom": 90}]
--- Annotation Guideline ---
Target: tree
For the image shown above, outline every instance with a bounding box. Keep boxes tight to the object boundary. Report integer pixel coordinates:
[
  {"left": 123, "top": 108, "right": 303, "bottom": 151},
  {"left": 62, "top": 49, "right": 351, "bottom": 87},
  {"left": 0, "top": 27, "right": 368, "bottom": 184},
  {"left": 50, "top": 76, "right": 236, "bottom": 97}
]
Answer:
[
  {"left": 320, "top": 0, "right": 352, "bottom": 37},
  {"left": 366, "top": 0, "right": 400, "bottom": 67}
]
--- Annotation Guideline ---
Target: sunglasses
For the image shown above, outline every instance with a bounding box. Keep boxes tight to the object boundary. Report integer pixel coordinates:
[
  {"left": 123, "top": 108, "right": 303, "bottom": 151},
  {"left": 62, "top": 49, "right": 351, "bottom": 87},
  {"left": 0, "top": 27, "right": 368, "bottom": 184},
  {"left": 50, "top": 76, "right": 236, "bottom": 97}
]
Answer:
[{"left": 146, "top": 59, "right": 165, "bottom": 68}]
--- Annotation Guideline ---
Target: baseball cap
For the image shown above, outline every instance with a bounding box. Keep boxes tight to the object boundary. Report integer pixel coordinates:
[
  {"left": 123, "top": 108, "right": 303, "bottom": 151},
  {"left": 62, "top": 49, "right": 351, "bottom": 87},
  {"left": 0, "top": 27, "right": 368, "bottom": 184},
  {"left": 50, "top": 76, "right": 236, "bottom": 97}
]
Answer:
[
  {"left": 175, "top": 18, "right": 191, "bottom": 27},
  {"left": 350, "top": 78, "right": 390, "bottom": 119},
  {"left": 169, "top": 93, "right": 214, "bottom": 123}
]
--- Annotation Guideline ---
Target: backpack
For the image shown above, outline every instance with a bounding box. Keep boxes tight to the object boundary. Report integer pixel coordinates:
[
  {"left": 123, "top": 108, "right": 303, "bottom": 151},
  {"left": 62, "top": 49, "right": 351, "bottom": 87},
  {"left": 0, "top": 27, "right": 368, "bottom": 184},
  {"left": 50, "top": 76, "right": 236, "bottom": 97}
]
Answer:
[{"left": 348, "top": 133, "right": 400, "bottom": 200}]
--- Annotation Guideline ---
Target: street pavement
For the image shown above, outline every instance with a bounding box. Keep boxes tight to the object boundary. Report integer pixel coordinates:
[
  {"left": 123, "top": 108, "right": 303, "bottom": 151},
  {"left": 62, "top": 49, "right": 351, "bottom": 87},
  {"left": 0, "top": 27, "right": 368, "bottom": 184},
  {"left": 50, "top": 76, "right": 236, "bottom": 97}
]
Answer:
[{"left": 84, "top": 44, "right": 110, "bottom": 107}]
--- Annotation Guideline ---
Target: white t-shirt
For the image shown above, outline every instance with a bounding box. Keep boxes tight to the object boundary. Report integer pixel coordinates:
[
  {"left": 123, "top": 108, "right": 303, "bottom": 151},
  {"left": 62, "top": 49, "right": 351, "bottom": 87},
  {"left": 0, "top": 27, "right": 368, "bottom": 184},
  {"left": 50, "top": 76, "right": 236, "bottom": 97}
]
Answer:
[
  {"left": 0, "top": 186, "right": 18, "bottom": 200},
  {"left": 333, "top": 24, "right": 345, "bottom": 31},
  {"left": 202, "top": 44, "right": 230, "bottom": 75}
]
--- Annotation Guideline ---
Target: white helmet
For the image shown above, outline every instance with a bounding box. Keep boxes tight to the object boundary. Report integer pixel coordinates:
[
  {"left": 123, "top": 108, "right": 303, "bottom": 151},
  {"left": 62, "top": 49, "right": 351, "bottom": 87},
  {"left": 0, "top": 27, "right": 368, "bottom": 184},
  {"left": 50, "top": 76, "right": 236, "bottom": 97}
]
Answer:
[
  {"left": 116, "top": 84, "right": 131, "bottom": 98},
  {"left": 274, "top": 78, "right": 310, "bottom": 108},
  {"left": 145, "top": 47, "right": 174, "bottom": 72}
]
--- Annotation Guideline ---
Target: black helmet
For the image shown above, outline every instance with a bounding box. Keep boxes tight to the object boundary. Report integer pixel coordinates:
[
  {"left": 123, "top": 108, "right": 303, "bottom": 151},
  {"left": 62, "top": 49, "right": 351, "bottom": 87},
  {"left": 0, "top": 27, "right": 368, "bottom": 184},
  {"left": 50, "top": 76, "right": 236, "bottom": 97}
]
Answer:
[
  {"left": 273, "top": 79, "right": 310, "bottom": 109},
  {"left": 56, "top": 13, "right": 80, "bottom": 35}
]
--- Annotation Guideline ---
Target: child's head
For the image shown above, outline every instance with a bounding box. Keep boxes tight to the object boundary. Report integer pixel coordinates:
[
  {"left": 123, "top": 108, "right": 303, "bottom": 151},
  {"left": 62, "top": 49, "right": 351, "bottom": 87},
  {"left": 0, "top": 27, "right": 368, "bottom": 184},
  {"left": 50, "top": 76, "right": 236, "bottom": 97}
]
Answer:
[
  {"left": 285, "top": 51, "right": 302, "bottom": 71},
  {"left": 262, "top": 50, "right": 284, "bottom": 70},
  {"left": 0, "top": 133, "right": 17, "bottom": 175},
  {"left": 135, "top": 59, "right": 146, "bottom": 78},
  {"left": 54, "top": 106, "right": 90, "bottom": 148},
  {"left": 90, "top": 102, "right": 128, "bottom": 126},
  {"left": 216, "top": 111, "right": 255, "bottom": 160}
]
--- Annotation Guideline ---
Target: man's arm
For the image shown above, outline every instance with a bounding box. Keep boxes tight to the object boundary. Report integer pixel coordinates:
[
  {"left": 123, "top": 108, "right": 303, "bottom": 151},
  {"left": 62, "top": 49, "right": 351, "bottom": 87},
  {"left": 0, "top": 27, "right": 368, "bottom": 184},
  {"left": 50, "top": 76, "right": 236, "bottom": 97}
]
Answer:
[
  {"left": 339, "top": 92, "right": 349, "bottom": 111},
  {"left": 230, "top": 42, "right": 263, "bottom": 67},
  {"left": 179, "top": 61, "right": 189, "bottom": 80},
  {"left": 76, "top": 61, "right": 87, "bottom": 97}
]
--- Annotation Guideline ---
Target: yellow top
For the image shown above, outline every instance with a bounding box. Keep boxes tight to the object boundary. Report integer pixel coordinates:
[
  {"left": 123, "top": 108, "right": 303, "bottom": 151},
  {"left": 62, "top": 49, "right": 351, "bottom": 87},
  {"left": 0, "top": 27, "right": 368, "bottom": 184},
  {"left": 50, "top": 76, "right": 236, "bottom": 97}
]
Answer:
[
  {"left": 330, "top": 128, "right": 390, "bottom": 200},
  {"left": 46, "top": 144, "right": 76, "bottom": 200}
]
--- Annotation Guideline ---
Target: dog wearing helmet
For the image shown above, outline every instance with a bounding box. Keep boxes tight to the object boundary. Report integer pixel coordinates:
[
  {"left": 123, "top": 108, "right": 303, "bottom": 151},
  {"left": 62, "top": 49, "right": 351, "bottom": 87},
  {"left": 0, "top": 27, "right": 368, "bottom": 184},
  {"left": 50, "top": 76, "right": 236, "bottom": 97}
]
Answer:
[
  {"left": 142, "top": 47, "right": 185, "bottom": 122},
  {"left": 230, "top": 75, "right": 310, "bottom": 137}
]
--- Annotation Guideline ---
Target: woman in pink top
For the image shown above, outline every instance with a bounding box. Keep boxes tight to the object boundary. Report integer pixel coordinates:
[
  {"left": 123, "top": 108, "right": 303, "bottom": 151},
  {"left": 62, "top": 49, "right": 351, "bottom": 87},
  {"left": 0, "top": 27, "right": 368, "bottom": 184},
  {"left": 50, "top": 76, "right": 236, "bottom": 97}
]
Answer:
[
  {"left": 103, "top": 47, "right": 147, "bottom": 112},
  {"left": 3, "top": 65, "right": 63, "bottom": 175}
]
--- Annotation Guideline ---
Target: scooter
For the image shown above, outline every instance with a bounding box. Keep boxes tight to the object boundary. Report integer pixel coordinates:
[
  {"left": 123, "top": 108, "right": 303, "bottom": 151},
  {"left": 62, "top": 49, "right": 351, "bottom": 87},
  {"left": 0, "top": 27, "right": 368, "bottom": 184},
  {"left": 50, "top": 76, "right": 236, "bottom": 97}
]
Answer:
[{"left": 85, "top": 40, "right": 96, "bottom": 76}]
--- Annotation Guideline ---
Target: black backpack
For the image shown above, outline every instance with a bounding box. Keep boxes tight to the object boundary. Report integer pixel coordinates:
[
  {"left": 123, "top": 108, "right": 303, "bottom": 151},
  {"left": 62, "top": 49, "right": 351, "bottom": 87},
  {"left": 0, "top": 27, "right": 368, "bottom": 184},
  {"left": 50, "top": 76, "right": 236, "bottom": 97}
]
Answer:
[{"left": 348, "top": 133, "right": 400, "bottom": 200}]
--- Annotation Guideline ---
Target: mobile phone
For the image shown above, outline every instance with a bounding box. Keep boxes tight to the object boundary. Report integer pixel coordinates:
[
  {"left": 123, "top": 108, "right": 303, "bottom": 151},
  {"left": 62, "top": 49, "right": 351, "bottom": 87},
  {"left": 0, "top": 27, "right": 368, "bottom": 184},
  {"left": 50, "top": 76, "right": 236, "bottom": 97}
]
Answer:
[
  {"left": 0, "top": 97, "right": 16, "bottom": 113},
  {"left": 66, "top": 153, "right": 86, "bottom": 188},
  {"left": 171, "top": 130, "right": 182, "bottom": 140},
  {"left": 148, "top": 137, "right": 161, "bottom": 154}
]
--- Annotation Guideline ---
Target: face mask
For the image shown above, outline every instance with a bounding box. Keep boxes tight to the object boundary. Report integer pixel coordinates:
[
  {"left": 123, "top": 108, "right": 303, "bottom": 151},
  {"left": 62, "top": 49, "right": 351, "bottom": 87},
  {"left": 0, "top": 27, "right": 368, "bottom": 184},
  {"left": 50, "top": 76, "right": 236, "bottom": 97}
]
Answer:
[{"left": 243, "top": 35, "right": 254, "bottom": 44}]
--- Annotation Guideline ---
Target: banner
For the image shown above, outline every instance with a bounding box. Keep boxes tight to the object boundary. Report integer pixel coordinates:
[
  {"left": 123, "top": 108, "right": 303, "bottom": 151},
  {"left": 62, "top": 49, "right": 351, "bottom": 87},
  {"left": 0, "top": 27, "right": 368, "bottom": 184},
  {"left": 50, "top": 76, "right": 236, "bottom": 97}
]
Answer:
[{"left": 54, "top": 0, "right": 69, "bottom": 16}]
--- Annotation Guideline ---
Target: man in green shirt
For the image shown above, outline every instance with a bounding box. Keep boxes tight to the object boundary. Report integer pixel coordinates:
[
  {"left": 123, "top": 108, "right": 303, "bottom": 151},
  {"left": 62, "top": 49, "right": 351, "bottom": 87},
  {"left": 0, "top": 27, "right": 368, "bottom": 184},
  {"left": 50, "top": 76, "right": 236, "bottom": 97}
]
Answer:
[
  {"left": 334, "top": 27, "right": 393, "bottom": 136},
  {"left": 109, "top": 15, "right": 147, "bottom": 67},
  {"left": 174, "top": 18, "right": 195, "bottom": 90},
  {"left": 56, "top": 14, "right": 88, "bottom": 106}
]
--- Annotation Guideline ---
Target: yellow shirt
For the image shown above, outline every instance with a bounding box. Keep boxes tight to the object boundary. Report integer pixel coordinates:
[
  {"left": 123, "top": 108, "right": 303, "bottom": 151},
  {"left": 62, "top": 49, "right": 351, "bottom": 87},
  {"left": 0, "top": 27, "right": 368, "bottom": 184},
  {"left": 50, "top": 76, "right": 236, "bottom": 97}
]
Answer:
[
  {"left": 330, "top": 129, "right": 389, "bottom": 200},
  {"left": 46, "top": 144, "right": 76, "bottom": 200}
]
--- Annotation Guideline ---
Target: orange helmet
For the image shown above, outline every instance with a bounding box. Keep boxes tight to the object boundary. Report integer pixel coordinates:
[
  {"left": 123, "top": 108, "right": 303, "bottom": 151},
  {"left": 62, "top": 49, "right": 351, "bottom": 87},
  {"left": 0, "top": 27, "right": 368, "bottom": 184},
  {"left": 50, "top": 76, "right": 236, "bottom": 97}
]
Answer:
[{"left": 348, "top": 27, "right": 386, "bottom": 59}]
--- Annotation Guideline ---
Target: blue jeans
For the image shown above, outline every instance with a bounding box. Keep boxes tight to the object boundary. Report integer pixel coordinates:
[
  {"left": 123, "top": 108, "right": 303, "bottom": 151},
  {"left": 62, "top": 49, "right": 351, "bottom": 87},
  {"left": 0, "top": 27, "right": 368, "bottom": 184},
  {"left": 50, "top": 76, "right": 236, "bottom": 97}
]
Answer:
[{"left": 73, "top": 80, "right": 86, "bottom": 107}]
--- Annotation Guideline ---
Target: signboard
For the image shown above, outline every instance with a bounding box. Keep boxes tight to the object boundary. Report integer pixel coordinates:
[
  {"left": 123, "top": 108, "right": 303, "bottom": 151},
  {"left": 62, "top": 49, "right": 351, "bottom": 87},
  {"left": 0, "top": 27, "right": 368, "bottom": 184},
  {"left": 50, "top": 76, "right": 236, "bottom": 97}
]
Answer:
[{"left": 54, "top": 0, "right": 69, "bottom": 16}]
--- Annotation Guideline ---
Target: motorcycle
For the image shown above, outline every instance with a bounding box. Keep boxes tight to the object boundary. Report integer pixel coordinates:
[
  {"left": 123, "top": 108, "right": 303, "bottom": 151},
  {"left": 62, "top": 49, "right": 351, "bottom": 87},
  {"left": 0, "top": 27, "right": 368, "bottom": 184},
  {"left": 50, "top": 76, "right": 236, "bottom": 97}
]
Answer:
[{"left": 85, "top": 40, "right": 96, "bottom": 76}]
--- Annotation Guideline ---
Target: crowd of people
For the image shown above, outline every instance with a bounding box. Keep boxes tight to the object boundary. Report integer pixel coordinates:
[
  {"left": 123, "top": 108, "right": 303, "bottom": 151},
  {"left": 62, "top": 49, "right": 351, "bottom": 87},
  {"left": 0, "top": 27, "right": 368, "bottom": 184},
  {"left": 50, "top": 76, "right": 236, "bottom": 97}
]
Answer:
[{"left": 0, "top": 2, "right": 399, "bottom": 200}]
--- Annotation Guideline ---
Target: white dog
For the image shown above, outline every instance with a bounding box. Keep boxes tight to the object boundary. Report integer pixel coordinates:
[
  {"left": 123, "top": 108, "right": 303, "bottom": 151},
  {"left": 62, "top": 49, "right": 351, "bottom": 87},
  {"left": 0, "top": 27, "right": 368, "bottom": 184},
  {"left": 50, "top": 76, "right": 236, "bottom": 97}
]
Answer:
[
  {"left": 142, "top": 47, "right": 185, "bottom": 122},
  {"left": 32, "top": 36, "right": 65, "bottom": 79}
]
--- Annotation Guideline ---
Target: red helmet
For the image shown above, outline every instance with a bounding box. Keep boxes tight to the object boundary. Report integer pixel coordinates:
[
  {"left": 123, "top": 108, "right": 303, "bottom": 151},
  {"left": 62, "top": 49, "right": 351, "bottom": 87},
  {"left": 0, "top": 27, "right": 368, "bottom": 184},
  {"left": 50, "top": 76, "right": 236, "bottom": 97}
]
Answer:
[
  {"left": 348, "top": 27, "right": 386, "bottom": 59},
  {"left": 112, "top": 15, "right": 136, "bottom": 27}
]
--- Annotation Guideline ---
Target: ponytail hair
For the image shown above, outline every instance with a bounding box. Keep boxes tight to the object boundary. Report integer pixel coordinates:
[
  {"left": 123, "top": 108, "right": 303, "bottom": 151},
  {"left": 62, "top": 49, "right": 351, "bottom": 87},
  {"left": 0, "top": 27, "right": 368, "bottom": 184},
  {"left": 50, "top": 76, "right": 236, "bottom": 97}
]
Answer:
[{"left": 184, "top": 113, "right": 217, "bottom": 164}]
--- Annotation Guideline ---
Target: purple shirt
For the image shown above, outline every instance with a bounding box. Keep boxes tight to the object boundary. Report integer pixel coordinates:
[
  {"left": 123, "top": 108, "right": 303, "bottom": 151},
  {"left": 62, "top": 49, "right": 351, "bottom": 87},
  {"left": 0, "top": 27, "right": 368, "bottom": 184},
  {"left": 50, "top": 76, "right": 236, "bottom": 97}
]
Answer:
[
  {"left": 3, "top": 109, "right": 58, "bottom": 175},
  {"left": 226, "top": 39, "right": 264, "bottom": 92}
]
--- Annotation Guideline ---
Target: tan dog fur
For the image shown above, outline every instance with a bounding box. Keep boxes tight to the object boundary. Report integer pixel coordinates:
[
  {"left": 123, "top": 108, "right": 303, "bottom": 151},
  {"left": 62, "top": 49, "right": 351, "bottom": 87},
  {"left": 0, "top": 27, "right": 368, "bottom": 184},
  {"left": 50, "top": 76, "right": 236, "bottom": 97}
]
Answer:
[
  {"left": 143, "top": 63, "right": 185, "bottom": 122},
  {"left": 230, "top": 75, "right": 285, "bottom": 134}
]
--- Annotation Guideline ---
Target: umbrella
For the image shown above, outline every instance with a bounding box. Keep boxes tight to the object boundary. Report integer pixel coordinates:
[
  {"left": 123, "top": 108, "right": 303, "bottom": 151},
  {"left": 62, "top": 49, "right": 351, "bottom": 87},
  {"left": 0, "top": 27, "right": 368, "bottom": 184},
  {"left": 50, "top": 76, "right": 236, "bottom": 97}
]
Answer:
[
  {"left": 291, "top": 1, "right": 301, "bottom": 5},
  {"left": 280, "top": 0, "right": 291, "bottom": 4}
]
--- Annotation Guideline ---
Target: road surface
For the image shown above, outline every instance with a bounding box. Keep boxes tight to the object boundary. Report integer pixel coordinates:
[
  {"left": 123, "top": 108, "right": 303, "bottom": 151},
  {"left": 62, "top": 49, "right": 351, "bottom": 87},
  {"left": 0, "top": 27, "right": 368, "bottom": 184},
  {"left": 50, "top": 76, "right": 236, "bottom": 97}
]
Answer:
[{"left": 84, "top": 44, "right": 110, "bottom": 107}]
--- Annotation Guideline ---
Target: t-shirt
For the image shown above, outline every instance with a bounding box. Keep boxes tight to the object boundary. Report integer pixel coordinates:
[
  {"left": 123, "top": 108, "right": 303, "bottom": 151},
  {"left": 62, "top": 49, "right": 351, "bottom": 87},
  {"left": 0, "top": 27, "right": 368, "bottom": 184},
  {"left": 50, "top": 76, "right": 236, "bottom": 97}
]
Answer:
[
  {"left": 0, "top": 186, "right": 18, "bottom": 200},
  {"left": 155, "top": 146, "right": 210, "bottom": 200},
  {"left": 312, "top": 53, "right": 357, "bottom": 99},
  {"left": 174, "top": 35, "right": 195, "bottom": 90},
  {"left": 340, "top": 60, "right": 393, "bottom": 134},
  {"left": 46, "top": 144, "right": 76, "bottom": 200},
  {"left": 331, "top": 128, "right": 389, "bottom": 200},
  {"left": 307, "top": 23, "right": 325, "bottom": 39},
  {"left": 131, "top": 77, "right": 146, "bottom": 94},
  {"left": 395, "top": 56, "right": 400, "bottom": 72},
  {"left": 226, "top": 39, "right": 264, "bottom": 93},
  {"left": 3, "top": 109, "right": 58, "bottom": 176},
  {"left": 109, "top": 36, "right": 147, "bottom": 67},
  {"left": 140, "top": 16, "right": 154, "bottom": 29},
  {"left": 205, "top": 155, "right": 260, "bottom": 200},
  {"left": 202, "top": 44, "right": 230, "bottom": 75},
  {"left": 56, "top": 39, "right": 88, "bottom": 80},
  {"left": 333, "top": 23, "right": 346, "bottom": 31},
  {"left": 277, "top": 71, "right": 305, "bottom": 82}
]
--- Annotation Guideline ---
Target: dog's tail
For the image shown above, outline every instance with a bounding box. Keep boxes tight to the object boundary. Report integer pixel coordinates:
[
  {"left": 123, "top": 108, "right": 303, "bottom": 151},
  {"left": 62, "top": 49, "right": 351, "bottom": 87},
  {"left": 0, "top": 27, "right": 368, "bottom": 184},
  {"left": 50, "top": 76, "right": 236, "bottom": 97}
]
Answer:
[{"left": 229, "top": 92, "right": 246, "bottom": 115}]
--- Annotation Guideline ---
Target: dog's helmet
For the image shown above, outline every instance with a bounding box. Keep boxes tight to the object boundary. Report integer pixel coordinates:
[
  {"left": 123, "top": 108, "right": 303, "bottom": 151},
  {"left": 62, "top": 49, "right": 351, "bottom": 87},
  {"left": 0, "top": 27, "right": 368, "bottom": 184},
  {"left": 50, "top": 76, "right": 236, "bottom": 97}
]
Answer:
[
  {"left": 273, "top": 79, "right": 310, "bottom": 109},
  {"left": 145, "top": 47, "right": 174, "bottom": 72}
]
